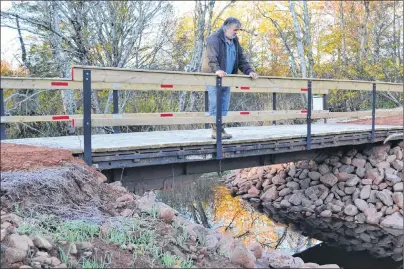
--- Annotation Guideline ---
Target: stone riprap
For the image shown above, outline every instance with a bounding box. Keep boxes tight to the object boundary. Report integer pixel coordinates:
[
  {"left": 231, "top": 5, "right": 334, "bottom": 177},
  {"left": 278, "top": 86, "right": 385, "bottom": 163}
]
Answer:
[{"left": 226, "top": 141, "right": 404, "bottom": 229}]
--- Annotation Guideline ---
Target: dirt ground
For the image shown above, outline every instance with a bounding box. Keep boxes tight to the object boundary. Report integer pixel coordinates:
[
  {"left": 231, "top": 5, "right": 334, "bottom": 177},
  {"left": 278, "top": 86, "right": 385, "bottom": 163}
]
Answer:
[
  {"left": 0, "top": 143, "right": 242, "bottom": 269},
  {"left": 1, "top": 143, "right": 83, "bottom": 171},
  {"left": 338, "top": 115, "right": 403, "bottom": 126}
]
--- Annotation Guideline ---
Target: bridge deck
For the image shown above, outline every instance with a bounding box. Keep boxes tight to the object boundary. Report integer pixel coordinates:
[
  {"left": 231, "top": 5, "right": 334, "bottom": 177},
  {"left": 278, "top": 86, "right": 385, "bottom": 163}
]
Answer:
[{"left": 3, "top": 124, "right": 402, "bottom": 154}]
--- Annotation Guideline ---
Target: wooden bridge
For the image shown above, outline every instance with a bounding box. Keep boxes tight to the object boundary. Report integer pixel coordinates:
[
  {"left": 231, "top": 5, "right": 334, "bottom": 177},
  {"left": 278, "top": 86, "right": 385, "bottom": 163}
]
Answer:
[{"left": 1, "top": 66, "right": 403, "bottom": 188}]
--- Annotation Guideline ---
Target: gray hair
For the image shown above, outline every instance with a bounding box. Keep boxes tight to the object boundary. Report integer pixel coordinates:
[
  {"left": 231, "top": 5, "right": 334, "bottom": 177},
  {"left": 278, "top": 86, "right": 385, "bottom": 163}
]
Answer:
[{"left": 222, "top": 17, "right": 241, "bottom": 31}]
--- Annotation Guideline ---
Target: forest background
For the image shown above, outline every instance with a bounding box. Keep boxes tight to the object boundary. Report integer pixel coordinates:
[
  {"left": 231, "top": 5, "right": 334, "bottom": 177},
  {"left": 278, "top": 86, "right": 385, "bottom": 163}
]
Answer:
[{"left": 1, "top": 0, "right": 403, "bottom": 139}]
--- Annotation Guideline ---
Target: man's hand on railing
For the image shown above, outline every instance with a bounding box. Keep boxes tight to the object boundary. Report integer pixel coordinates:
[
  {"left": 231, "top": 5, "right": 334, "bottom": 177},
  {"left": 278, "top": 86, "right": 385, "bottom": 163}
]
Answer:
[
  {"left": 249, "top": 72, "right": 258, "bottom": 80},
  {"left": 215, "top": 70, "right": 227, "bottom": 78}
]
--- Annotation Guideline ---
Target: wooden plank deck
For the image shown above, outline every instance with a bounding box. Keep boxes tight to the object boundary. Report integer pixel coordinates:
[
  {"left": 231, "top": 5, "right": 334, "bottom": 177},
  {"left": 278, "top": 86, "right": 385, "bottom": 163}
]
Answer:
[{"left": 2, "top": 124, "right": 402, "bottom": 154}]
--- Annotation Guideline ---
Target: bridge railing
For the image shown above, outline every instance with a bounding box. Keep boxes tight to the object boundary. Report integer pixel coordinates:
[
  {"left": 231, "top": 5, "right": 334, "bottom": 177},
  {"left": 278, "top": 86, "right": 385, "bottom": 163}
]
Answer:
[{"left": 1, "top": 66, "right": 403, "bottom": 164}]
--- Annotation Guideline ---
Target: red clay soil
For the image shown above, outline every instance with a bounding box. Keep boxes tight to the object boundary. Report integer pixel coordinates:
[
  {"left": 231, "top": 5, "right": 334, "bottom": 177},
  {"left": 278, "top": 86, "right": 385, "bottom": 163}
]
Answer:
[
  {"left": 339, "top": 115, "right": 403, "bottom": 126},
  {"left": 1, "top": 143, "right": 86, "bottom": 171}
]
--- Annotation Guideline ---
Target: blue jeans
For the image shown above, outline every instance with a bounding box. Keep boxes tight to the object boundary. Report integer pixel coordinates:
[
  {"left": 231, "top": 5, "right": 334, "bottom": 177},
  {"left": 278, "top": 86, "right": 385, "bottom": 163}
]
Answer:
[{"left": 206, "top": 86, "right": 231, "bottom": 116}]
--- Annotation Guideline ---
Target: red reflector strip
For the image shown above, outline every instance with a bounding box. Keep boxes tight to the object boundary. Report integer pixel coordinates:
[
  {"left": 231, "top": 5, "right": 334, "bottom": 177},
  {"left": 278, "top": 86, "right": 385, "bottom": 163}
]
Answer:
[
  {"left": 51, "top": 82, "right": 69, "bottom": 86},
  {"left": 160, "top": 113, "right": 173, "bottom": 117},
  {"left": 161, "top": 84, "right": 174, "bottom": 88},
  {"left": 301, "top": 88, "right": 308, "bottom": 92},
  {"left": 300, "top": 110, "right": 308, "bottom": 113},
  {"left": 52, "top": 115, "right": 70, "bottom": 120},
  {"left": 240, "top": 111, "right": 250, "bottom": 115},
  {"left": 71, "top": 119, "right": 75, "bottom": 128},
  {"left": 240, "top": 86, "right": 250, "bottom": 90}
]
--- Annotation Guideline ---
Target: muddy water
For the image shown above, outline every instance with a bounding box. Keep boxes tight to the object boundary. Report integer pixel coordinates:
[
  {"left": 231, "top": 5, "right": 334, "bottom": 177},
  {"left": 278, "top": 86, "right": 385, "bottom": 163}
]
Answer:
[{"left": 156, "top": 173, "right": 403, "bottom": 268}]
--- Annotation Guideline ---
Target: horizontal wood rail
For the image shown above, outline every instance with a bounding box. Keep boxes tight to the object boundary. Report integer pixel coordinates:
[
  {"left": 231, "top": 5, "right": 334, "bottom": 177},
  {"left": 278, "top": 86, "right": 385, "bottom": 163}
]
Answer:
[
  {"left": 2, "top": 109, "right": 402, "bottom": 126},
  {"left": 1, "top": 67, "right": 402, "bottom": 93}
]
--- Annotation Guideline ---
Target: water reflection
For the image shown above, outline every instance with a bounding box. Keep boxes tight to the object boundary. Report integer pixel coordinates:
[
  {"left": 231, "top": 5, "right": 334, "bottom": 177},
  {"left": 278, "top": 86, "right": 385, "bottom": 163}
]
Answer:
[
  {"left": 156, "top": 173, "right": 318, "bottom": 254},
  {"left": 263, "top": 205, "right": 403, "bottom": 262}
]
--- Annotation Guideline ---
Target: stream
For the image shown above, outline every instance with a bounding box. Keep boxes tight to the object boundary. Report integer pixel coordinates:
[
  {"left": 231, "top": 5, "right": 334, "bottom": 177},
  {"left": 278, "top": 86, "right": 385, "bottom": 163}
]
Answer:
[{"left": 156, "top": 173, "right": 403, "bottom": 269}]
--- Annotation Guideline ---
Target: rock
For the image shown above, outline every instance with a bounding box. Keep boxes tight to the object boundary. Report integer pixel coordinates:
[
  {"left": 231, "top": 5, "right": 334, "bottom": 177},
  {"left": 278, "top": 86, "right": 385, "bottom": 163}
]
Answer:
[
  {"left": 354, "top": 199, "right": 368, "bottom": 212},
  {"left": 344, "top": 205, "right": 358, "bottom": 216},
  {"left": 344, "top": 187, "right": 356, "bottom": 195},
  {"left": 300, "top": 178, "right": 311, "bottom": 189},
  {"left": 1, "top": 214, "right": 23, "bottom": 227},
  {"left": 0, "top": 229, "right": 7, "bottom": 241},
  {"left": 376, "top": 190, "right": 394, "bottom": 206},
  {"left": 355, "top": 213, "right": 366, "bottom": 223},
  {"left": 116, "top": 194, "right": 134, "bottom": 203},
  {"left": 76, "top": 242, "right": 93, "bottom": 251},
  {"left": 385, "top": 207, "right": 396, "bottom": 215},
  {"left": 159, "top": 208, "right": 175, "bottom": 223},
  {"left": 360, "top": 185, "right": 371, "bottom": 200},
  {"left": 205, "top": 234, "right": 218, "bottom": 250},
  {"left": 376, "top": 161, "right": 391, "bottom": 170},
  {"left": 8, "top": 234, "right": 33, "bottom": 252},
  {"left": 361, "top": 178, "right": 373, "bottom": 185},
  {"left": 380, "top": 212, "right": 403, "bottom": 229},
  {"left": 320, "top": 174, "right": 338, "bottom": 187},
  {"left": 248, "top": 186, "right": 260, "bottom": 197},
  {"left": 279, "top": 188, "right": 292, "bottom": 197},
  {"left": 385, "top": 173, "right": 401, "bottom": 184},
  {"left": 289, "top": 193, "right": 304, "bottom": 206},
  {"left": 364, "top": 207, "right": 383, "bottom": 224},
  {"left": 303, "top": 263, "right": 320, "bottom": 268},
  {"left": 19, "top": 266, "right": 33, "bottom": 269},
  {"left": 355, "top": 167, "right": 366, "bottom": 178},
  {"left": 217, "top": 235, "right": 234, "bottom": 256},
  {"left": 280, "top": 199, "right": 291, "bottom": 208},
  {"left": 286, "top": 181, "right": 300, "bottom": 190},
  {"left": 394, "top": 182, "right": 403, "bottom": 192},
  {"left": 325, "top": 193, "right": 334, "bottom": 204},
  {"left": 261, "top": 186, "right": 279, "bottom": 202},
  {"left": 314, "top": 199, "right": 324, "bottom": 206},
  {"left": 5, "top": 248, "right": 26, "bottom": 264},
  {"left": 339, "top": 165, "right": 355, "bottom": 174},
  {"left": 365, "top": 169, "right": 380, "bottom": 180},
  {"left": 352, "top": 158, "right": 366, "bottom": 168},
  {"left": 248, "top": 242, "right": 263, "bottom": 259},
  {"left": 318, "top": 164, "right": 331, "bottom": 175},
  {"left": 308, "top": 172, "right": 322, "bottom": 181},
  {"left": 320, "top": 210, "right": 332, "bottom": 218},
  {"left": 32, "top": 235, "right": 52, "bottom": 250},
  {"left": 345, "top": 176, "right": 360, "bottom": 187},
  {"left": 229, "top": 241, "right": 256, "bottom": 268},
  {"left": 331, "top": 205, "right": 342, "bottom": 213},
  {"left": 341, "top": 156, "right": 351, "bottom": 165},
  {"left": 54, "top": 264, "right": 68, "bottom": 269},
  {"left": 336, "top": 172, "right": 353, "bottom": 182},
  {"left": 392, "top": 192, "right": 403, "bottom": 209},
  {"left": 59, "top": 242, "right": 77, "bottom": 255},
  {"left": 378, "top": 183, "right": 388, "bottom": 190},
  {"left": 272, "top": 175, "right": 286, "bottom": 185}
]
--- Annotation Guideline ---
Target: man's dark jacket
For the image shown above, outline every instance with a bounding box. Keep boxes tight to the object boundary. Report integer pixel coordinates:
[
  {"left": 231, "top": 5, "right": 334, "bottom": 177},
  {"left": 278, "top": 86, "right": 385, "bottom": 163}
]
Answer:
[{"left": 201, "top": 28, "right": 254, "bottom": 75}]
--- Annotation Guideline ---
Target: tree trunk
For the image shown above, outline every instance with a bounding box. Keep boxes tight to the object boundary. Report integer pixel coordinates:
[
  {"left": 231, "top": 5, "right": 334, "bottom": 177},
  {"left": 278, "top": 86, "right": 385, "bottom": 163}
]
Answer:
[
  {"left": 48, "top": 2, "right": 76, "bottom": 115},
  {"left": 339, "top": 1, "right": 347, "bottom": 66},
  {"left": 359, "top": 1, "right": 370, "bottom": 62},
  {"left": 180, "top": 0, "right": 214, "bottom": 112},
  {"left": 289, "top": 0, "right": 306, "bottom": 78},
  {"left": 303, "top": 0, "right": 314, "bottom": 78}
]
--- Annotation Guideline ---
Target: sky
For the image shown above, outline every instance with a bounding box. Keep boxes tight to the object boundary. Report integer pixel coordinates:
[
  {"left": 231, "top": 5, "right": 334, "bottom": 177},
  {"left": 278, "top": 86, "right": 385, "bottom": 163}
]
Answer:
[{"left": 0, "top": 1, "right": 196, "bottom": 67}]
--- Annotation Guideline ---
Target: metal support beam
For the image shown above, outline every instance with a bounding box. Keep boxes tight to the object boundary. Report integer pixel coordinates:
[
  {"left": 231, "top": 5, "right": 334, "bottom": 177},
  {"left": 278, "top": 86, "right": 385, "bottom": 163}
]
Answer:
[
  {"left": 323, "top": 94, "right": 327, "bottom": 124},
  {"left": 0, "top": 88, "right": 5, "bottom": 140},
  {"left": 216, "top": 76, "right": 223, "bottom": 159},
  {"left": 371, "top": 83, "right": 376, "bottom": 143},
  {"left": 204, "top": 90, "right": 209, "bottom": 129},
  {"left": 83, "top": 70, "right": 92, "bottom": 165},
  {"left": 113, "top": 90, "right": 120, "bottom": 133},
  {"left": 272, "top": 92, "right": 277, "bottom": 125},
  {"left": 307, "top": 80, "right": 312, "bottom": 150}
]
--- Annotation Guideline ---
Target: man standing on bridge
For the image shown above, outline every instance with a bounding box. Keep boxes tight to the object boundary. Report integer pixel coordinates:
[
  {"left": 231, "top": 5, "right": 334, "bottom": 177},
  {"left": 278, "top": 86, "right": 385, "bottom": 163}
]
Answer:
[{"left": 202, "top": 17, "right": 258, "bottom": 139}]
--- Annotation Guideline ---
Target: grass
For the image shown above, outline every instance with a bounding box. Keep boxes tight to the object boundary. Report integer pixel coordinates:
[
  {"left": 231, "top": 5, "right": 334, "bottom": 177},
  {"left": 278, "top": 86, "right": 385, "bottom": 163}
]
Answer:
[{"left": 14, "top": 211, "right": 195, "bottom": 269}]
